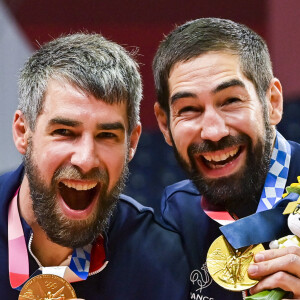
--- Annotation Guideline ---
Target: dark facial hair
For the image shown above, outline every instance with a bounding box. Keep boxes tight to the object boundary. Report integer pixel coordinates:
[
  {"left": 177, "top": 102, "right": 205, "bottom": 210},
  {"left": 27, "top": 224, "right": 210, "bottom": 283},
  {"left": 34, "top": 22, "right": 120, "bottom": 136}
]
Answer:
[
  {"left": 171, "top": 124, "right": 274, "bottom": 215},
  {"left": 24, "top": 140, "right": 128, "bottom": 248}
]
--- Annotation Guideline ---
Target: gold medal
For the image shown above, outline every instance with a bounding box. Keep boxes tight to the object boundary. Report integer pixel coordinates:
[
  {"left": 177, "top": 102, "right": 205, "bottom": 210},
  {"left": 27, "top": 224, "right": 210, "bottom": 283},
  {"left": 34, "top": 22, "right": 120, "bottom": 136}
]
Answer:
[
  {"left": 19, "top": 274, "right": 77, "bottom": 300},
  {"left": 206, "top": 235, "right": 265, "bottom": 291}
]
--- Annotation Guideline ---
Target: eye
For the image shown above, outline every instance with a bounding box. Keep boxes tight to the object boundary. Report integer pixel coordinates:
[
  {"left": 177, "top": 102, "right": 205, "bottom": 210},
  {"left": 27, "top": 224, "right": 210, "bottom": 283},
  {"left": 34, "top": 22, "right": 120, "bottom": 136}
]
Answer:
[
  {"left": 97, "top": 132, "right": 118, "bottom": 139},
  {"left": 223, "top": 97, "right": 241, "bottom": 106},
  {"left": 52, "top": 129, "right": 73, "bottom": 136},
  {"left": 178, "top": 106, "right": 200, "bottom": 115}
]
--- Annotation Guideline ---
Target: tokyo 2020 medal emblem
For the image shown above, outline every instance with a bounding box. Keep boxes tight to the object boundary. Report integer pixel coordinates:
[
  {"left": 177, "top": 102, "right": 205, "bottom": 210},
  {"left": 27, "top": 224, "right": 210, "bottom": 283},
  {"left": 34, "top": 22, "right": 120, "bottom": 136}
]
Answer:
[{"left": 207, "top": 235, "right": 264, "bottom": 291}]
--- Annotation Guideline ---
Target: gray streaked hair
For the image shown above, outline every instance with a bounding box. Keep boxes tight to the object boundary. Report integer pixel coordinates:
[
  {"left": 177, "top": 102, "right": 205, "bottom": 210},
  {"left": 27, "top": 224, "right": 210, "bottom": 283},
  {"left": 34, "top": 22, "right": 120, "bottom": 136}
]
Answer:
[{"left": 18, "top": 33, "right": 142, "bottom": 133}]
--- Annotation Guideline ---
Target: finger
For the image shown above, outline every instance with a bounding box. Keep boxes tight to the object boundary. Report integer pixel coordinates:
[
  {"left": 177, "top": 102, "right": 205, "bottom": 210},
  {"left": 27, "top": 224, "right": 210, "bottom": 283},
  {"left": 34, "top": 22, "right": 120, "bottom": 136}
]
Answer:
[
  {"left": 254, "top": 246, "right": 300, "bottom": 262},
  {"left": 249, "top": 271, "right": 300, "bottom": 298},
  {"left": 248, "top": 253, "right": 300, "bottom": 278}
]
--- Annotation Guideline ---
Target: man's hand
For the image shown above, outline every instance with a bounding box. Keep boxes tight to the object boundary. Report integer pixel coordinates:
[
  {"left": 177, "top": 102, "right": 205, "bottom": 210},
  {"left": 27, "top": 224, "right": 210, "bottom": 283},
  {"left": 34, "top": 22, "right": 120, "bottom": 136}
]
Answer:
[{"left": 248, "top": 246, "right": 300, "bottom": 298}]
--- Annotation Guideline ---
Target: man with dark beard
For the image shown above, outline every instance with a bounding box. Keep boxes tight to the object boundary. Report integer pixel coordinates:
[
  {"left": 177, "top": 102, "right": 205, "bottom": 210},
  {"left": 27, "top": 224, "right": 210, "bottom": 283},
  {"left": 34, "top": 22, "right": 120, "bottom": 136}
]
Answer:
[
  {"left": 0, "top": 33, "right": 190, "bottom": 299},
  {"left": 153, "top": 18, "right": 300, "bottom": 299}
]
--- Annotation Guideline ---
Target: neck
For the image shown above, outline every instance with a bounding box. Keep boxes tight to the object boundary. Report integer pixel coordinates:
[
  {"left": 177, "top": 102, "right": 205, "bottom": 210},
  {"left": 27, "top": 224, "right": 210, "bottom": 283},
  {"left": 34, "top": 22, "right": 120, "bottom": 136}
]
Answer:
[
  {"left": 31, "top": 224, "right": 73, "bottom": 267},
  {"left": 19, "top": 176, "right": 73, "bottom": 267}
]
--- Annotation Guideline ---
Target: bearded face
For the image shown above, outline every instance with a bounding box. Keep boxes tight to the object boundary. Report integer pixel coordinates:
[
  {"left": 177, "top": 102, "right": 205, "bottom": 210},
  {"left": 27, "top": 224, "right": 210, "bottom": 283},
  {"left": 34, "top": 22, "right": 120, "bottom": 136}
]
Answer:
[
  {"left": 172, "top": 125, "right": 274, "bottom": 213},
  {"left": 17, "top": 80, "right": 138, "bottom": 249},
  {"left": 159, "top": 52, "right": 277, "bottom": 215},
  {"left": 24, "top": 139, "right": 128, "bottom": 248}
]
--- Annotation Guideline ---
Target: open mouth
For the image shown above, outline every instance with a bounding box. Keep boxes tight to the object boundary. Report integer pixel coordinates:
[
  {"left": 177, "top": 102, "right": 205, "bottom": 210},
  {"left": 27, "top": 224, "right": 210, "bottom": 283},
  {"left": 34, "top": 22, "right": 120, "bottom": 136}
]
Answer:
[
  {"left": 58, "top": 180, "right": 100, "bottom": 211},
  {"left": 200, "top": 146, "right": 242, "bottom": 169}
]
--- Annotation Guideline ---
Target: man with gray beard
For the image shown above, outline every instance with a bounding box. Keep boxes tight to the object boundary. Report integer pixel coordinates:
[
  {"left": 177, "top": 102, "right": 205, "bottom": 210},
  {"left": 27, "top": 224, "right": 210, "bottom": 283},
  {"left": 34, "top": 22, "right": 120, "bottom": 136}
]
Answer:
[
  {"left": 153, "top": 18, "right": 300, "bottom": 299},
  {"left": 0, "top": 33, "right": 189, "bottom": 299}
]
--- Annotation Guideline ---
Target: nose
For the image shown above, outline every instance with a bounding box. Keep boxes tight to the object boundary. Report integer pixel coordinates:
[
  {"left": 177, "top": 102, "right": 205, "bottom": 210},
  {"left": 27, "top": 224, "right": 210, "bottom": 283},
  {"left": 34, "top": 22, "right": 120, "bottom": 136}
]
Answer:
[
  {"left": 70, "top": 135, "right": 100, "bottom": 174},
  {"left": 200, "top": 107, "right": 229, "bottom": 142}
]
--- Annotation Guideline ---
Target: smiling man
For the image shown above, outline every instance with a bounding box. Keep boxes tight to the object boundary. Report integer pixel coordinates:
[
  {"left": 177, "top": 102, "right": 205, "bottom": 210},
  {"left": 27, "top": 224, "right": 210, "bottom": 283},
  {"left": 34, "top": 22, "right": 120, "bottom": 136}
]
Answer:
[
  {"left": 153, "top": 18, "right": 300, "bottom": 299},
  {"left": 0, "top": 33, "right": 189, "bottom": 299}
]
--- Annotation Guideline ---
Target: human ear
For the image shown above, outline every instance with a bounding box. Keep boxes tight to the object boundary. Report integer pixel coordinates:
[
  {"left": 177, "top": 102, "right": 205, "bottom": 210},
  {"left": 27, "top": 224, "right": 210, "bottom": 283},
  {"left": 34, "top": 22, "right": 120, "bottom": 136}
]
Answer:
[
  {"left": 267, "top": 78, "right": 283, "bottom": 126},
  {"left": 12, "top": 110, "right": 30, "bottom": 155},
  {"left": 154, "top": 102, "right": 172, "bottom": 146},
  {"left": 128, "top": 122, "right": 142, "bottom": 161}
]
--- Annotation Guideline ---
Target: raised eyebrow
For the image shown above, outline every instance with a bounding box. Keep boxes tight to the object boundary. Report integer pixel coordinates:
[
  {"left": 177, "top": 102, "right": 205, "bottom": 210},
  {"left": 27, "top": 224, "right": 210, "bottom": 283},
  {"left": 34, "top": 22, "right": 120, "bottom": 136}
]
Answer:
[
  {"left": 170, "top": 91, "right": 197, "bottom": 105},
  {"left": 213, "top": 79, "right": 246, "bottom": 94},
  {"left": 97, "top": 122, "right": 125, "bottom": 132}
]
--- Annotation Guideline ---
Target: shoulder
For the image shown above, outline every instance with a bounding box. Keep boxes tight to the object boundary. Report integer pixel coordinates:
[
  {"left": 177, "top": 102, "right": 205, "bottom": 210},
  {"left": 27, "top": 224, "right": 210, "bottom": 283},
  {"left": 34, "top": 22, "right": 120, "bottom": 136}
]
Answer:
[
  {"left": 114, "top": 194, "right": 156, "bottom": 226},
  {"left": 289, "top": 140, "right": 300, "bottom": 156},
  {"left": 162, "top": 179, "right": 200, "bottom": 211},
  {"left": 0, "top": 165, "right": 24, "bottom": 205},
  {"left": 163, "top": 179, "right": 200, "bottom": 199},
  {"left": 118, "top": 194, "right": 155, "bottom": 214},
  {"left": 100, "top": 194, "right": 190, "bottom": 299},
  {"left": 0, "top": 165, "right": 24, "bottom": 184},
  {"left": 0, "top": 169, "right": 16, "bottom": 188},
  {"left": 287, "top": 140, "right": 300, "bottom": 185},
  {"left": 160, "top": 180, "right": 202, "bottom": 232},
  {"left": 111, "top": 193, "right": 182, "bottom": 234},
  {"left": 108, "top": 194, "right": 189, "bottom": 271}
]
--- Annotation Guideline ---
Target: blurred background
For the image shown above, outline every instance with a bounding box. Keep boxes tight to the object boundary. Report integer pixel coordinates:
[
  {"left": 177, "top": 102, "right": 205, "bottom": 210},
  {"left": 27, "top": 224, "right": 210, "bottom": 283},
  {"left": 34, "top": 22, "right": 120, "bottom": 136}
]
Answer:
[{"left": 1, "top": 0, "right": 300, "bottom": 214}]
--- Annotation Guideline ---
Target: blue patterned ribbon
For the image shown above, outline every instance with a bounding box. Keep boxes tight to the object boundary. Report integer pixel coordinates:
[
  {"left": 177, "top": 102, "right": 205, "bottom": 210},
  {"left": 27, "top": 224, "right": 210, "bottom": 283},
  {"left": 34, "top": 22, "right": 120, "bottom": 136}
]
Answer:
[
  {"left": 257, "top": 131, "right": 291, "bottom": 212},
  {"left": 69, "top": 245, "right": 92, "bottom": 279}
]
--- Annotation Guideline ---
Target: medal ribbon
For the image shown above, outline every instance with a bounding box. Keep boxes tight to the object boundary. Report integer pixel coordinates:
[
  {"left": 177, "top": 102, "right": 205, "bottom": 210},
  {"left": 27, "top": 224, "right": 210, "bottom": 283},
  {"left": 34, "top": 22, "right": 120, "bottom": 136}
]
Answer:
[
  {"left": 201, "top": 196, "right": 235, "bottom": 226},
  {"left": 220, "top": 193, "right": 299, "bottom": 249},
  {"left": 257, "top": 131, "right": 291, "bottom": 212},
  {"left": 8, "top": 190, "right": 105, "bottom": 291},
  {"left": 8, "top": 189, "right": 29, "bottom": 289}
]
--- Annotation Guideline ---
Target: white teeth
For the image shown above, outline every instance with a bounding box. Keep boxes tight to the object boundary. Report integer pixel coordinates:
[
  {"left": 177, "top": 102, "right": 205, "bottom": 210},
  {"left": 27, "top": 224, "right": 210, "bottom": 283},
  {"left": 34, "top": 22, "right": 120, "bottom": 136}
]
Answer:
[
  {"left": 209, "top": 164, "right": 224, "bottom": 169},
  {"left": 61, "top": 180, "right": 97, "bottom": 191},
  {"left": 202, "top": 147, "right": 239, "bottom": 163}
]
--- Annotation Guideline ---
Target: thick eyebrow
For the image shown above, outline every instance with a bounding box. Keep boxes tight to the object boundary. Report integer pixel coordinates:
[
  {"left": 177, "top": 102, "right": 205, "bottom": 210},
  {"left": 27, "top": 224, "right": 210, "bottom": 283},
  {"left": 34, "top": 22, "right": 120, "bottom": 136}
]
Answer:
[
  {"left": 170, "top": 79, "right": 245, "bottom": 105},
  {"left": 170, "top": 92, "right": 197, "bottom": 105},
  {"left": 213, "top": 79, "right": 246, "bottom": 94},
  {"left": 48, "top": 117, "right": 81, "bottom": 128},
  {"left": 48, "top": 118, "right": 125, "bottom": 132},
  {"left": 97, "top": 122, "right": 125, "bottom": 132}
]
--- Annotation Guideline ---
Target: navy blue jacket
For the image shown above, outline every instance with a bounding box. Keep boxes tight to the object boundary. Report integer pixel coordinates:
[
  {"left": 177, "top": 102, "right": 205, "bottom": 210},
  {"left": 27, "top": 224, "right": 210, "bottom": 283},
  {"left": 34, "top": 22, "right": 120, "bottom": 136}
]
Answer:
[
  {"left": 0, "top": 165, "right": 190, "bottom": 299},
  {"left": 161, "top": 140, "right": 300, "bottom": 300}
]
